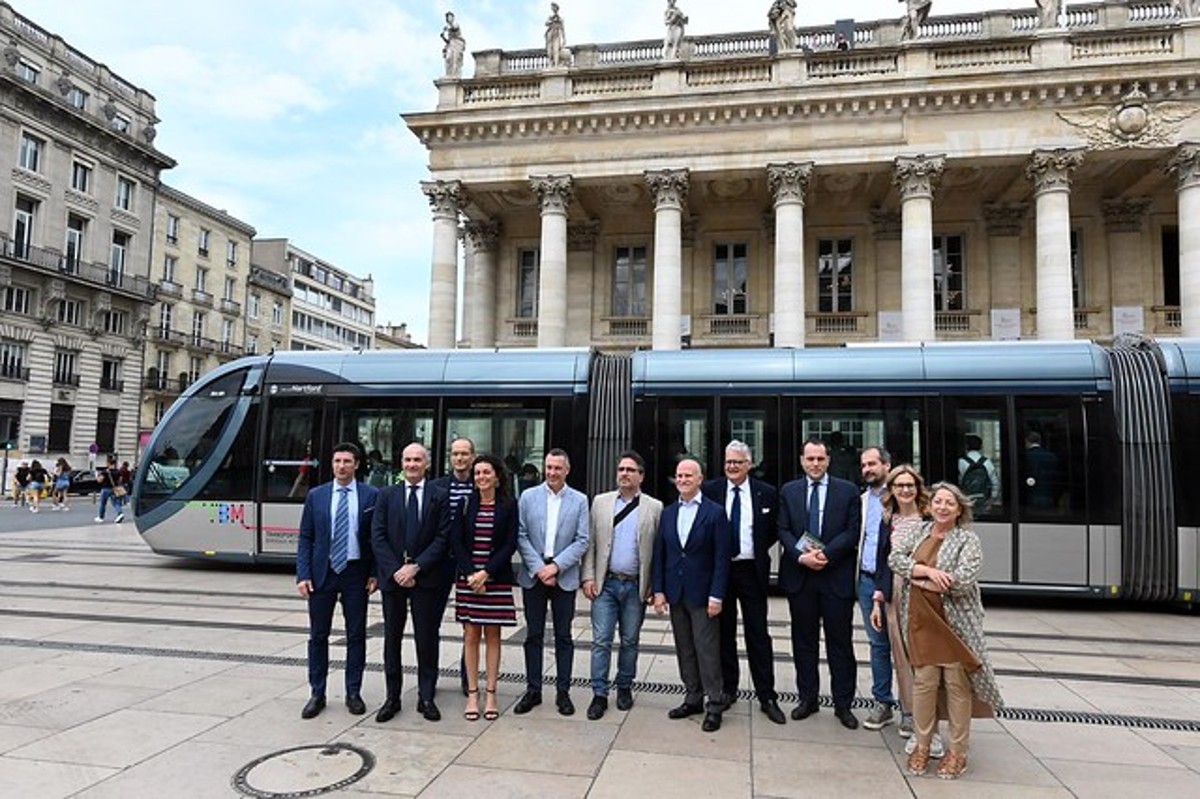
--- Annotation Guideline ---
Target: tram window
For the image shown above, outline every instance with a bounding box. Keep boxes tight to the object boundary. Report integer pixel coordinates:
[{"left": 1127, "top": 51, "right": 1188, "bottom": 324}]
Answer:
[
  {"left": 950, "top": 409, "right": 1005, "bottom": 518},
  {"left": 264, "top": 403, "right": 321, "bottom": 501},
  {"left": 340, "top": 406, "right": 435, "bottom": 487},
  {"left": 1016, "top": 404, "right": 1082, "bottom": 518},
  {"left": 192, "top": 401, "right": 257, "bottom": 501},
  {"left": 446, "top": 408, "right": 548, "bottom": 495},
  {"left": 729, "top": 410, "right": 765, "bottom": 463},
  {"left": 798, "top": 403, "right": 922, "bottom": 486}
]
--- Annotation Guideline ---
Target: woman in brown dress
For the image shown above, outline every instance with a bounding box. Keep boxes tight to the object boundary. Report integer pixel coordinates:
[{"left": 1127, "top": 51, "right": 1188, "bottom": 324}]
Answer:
[
  {"left": 888, "top": 482, "right": 1003, "bottom": 780},
  {"left": 452, "top": 454, "right": 518, "bottom": 721}
]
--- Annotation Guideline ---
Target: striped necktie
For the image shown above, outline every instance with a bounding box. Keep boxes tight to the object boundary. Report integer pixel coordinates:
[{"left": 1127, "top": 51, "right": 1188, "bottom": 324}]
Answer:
[{"left": 331, "top": 486, "right": 350, "bottom": 573}]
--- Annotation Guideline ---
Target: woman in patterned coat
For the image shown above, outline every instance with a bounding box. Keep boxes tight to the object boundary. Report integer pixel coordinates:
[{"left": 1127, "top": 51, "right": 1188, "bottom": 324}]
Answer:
[{"left": 888, "top": 482, "right": 1003, "bottom": 780}]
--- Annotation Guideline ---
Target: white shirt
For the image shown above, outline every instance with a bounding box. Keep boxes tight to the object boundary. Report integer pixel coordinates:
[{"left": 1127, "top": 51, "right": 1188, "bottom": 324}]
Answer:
[
  {"left": 677, "top": 495, "right": 701, "bottom": 547},
  {"left": 543, "top": 484, "right": 564, "bottom": 560},
  {"left": 726, "top": 479, "right": 754, "bottom": 560},
  {"left": 329, "top": 480, "right": 361, "bottom": 561}
]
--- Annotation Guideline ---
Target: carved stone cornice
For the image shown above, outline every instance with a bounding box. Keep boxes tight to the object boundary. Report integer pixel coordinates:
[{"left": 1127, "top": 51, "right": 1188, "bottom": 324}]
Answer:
[
  {"left": 1101, "top": 197, "right": 1151, "bottom": 233},
  {"left": 1057, "top": 85, "right": 1199, "bottom": 150},
  {"left": 1026, "top": 148, "right": 1084, "bottom": 194},
  {"left": 1166, "top": 142, "right": 1200, "bottom": 191},
  {"left": 12, "top": 166, "right": 51, "bottom": 195},
  {"left": 111, "top": 208, "right": 140, "bottom": 230},
  {"left": 644, "top": 168, "right": 690, "bottom": 210},
  {"left": 463, "top": 219, "right": 501, "bottom": 253},
  {"left": 893, "top": 155, "right": 944, "bottom": 201},
  {"left": 421, "top": 179, "right": 465, "bottom": 218},
  {"left": 982, "top": 203, "right": 1028, "bottom": 237},
  {"left": 869, "top": 208, "right": 902, "bottom": 240},
  {"left": 65, "top": 187, "right": 99, "bottom": 212},
  {"left": 767, "top": 161, "right": 813, "bottom": 205},
  {"left": 568, "top": 219, "right": 600, "bottom": 251},
  {"left": 530, "top": 174, "right": 574, "bottom": 215},
  {"left": 0, "top": 264, "right": 11, "bottom": 285}
]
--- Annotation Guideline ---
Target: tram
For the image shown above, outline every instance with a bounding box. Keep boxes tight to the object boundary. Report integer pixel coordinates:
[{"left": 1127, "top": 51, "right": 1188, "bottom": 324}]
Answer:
[{"left": 134, "top": 338, "right": 1200, "bottom": 604}]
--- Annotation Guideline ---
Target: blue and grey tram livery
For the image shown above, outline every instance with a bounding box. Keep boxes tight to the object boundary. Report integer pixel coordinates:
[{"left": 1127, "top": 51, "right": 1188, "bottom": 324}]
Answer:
[{"left": 134, "top": 338, "right": 1200, "bottom": 605}]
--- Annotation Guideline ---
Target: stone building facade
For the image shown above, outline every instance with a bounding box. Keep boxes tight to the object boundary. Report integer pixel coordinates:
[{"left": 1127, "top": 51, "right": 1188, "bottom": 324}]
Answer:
[{"left": 405, "top": 2, "right": 1200, "bottom": 350}]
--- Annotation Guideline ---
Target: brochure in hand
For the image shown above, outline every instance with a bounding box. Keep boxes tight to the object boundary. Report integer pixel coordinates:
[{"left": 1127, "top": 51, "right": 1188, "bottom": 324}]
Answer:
[{"left": 799, "top": 532, "right": 825, "bottom": 552}]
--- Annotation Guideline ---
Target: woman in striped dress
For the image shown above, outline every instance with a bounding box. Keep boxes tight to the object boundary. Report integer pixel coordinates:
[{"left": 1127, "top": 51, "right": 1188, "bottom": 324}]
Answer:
[{"left": 452, "top": 453, "right": 518, "bottom": 721}]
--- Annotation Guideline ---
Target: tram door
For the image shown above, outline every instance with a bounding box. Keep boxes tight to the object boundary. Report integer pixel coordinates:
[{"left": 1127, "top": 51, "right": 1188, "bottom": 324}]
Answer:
[
  {"left": 259, "top": 394, "right": 329, "bottom": 556},
  {"left": 444, "top": 404, "right": 552, "bottom": 496},
  {"left": 649, "top": 398, "right": 712, "bottom": 502},
  {"left": 941, "top": 397, "right": 1012, "bottom": 583},
  {"left": 718, "top": 398, "right": 783, "bottom": 577}
]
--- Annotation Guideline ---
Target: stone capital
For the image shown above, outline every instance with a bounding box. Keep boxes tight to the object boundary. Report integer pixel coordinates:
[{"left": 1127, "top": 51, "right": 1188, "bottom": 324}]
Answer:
[
  {"left": 767, "top": 161, "right": 813, "bottom": 205},
  {"left": 1166, "top": 142, "right": 1200, "bottom": 192},
  {"left": 893, "top": 155, "right": 945, "bottom": 201},
  {"left": 420, "top": 179, "right": 465, "bottom": 218},
  {"left": 1025, "top": 148, "right": 1084, "bottom": 194},
  {"left": 1101, "top": 197, "right": 1151, "bottom": 233},
  {"left": 568, "top": 219, "right": 600, "bottom": 251},
  {"left": 644, "top": 168, "right": 690, "bottom": 210},
  {"left": 869, "top": 208, "right": 902, "bottom": 241},
  {"left": 463, "top": 219, "right": 501, "bottom": 253},
  {"left": 982, "top": 203, "right": 1028, "bottom": 237},
  {"left": 530, "top": 174, "right": 574, "bottom": 214}
]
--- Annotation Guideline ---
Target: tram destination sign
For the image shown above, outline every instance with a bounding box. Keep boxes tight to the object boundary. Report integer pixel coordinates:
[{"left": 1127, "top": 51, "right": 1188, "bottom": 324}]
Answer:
[{"left": 269, "top": 384, "right": 325, "bottom": 396}]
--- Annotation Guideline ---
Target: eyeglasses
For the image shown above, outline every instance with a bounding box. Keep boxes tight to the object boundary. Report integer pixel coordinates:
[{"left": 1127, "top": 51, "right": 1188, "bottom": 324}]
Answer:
[
  {"left": 892, "top": 483, "right": 917, "bottom": 491},
  {"left": 724, "top": 459, "right": 749, "bottom": 465}
]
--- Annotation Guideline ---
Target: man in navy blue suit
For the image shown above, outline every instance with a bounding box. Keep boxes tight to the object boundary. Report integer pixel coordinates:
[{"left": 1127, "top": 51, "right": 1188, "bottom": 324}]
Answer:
[
  {"left": 371, "top": 442, "right": 453, "bottom": 723},
  {"left": 777, "top": 438, "right": 862, "bottom": 729},
  {"left": 296, "top": 442, "right": 378, "bottom": 719},
  {"left": 653, "top": 457, "right": 732, "bottom": 732}
]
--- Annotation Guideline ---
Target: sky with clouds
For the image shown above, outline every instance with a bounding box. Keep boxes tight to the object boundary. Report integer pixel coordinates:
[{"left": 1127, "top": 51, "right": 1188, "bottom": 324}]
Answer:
[{"left": 25, "top": 0, "right": 1019, "bottom": 344}]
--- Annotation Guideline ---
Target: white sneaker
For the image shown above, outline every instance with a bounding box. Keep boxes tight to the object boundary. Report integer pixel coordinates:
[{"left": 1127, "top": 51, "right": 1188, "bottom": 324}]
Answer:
[
  {"left": 94, "top": 516, "right": 103, "bottom": 523},
  {"left": 906, "top": 732, "right": 945, "bottom": 758},
  {"left": 114, "top": 512, "right": 125, "bottom": 523}
]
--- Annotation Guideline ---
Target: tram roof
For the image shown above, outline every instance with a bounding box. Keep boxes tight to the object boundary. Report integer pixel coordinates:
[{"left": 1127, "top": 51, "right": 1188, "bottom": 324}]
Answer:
[
  {"left": 1159, "top": 339, "right": 1200, "bottom": 393},
  {"left": 631, "top": 341, "right": 1113, "bottom": 394}
]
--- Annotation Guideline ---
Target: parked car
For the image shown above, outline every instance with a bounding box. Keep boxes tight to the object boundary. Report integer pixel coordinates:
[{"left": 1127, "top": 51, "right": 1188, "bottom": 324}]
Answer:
[{"left": 66, "top": 469, "right": 101, "bottom": 495}]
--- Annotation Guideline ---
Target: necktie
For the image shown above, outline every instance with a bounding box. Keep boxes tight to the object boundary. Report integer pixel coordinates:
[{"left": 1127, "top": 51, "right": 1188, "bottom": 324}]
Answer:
[
  {"left": 807, "top": 480, "right": 822, "bottom": 539},
  {"left": 406, "top": 484, "right": 420, "bottom": 559},
  {"left": 730, "top": 485, "right": 741, "bottom": 542},
  {"left": 332, "top": 486, "right": 350, "bottom": 573}
]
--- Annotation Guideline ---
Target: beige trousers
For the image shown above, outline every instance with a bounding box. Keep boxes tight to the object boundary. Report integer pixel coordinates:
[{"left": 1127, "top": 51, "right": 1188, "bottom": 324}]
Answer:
[{"left": 912, "top": 662, "right": 972, "bottom": 755}]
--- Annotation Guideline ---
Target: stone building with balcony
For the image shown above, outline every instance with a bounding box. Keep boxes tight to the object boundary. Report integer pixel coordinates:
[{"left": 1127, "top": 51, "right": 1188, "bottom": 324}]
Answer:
[
  {"left": 251, "top": 238, "right": 375, "bottom": 351},
  {"left": 405, "top": 2, "right": 1200, "bottom": 351},
  {"left": 0, "top": 2, "right": 174, "bottom": 463},
  {"left": 141, "top": 185, "right": 255, "bottom": 432}
]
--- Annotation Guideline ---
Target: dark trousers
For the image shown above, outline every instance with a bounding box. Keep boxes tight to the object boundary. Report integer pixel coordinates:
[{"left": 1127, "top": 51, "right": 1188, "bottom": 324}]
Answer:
[
  {"left": 522, "top": 581, "right": 577, "bottom": 692},
  {"left": 670, "top": 598, "right": 724, "bottom": 712},
  {"left": 381, "top": 584, "right": 443, "bottom": 702},
  {"left": 786, "top": 586, "right": 857, "bottom": 710},
  {"left": 306, "top": 558, "right": 369, "bottom": 698},
  {"left": 720, "top": 559, "right": 777, "bottom": 701}
]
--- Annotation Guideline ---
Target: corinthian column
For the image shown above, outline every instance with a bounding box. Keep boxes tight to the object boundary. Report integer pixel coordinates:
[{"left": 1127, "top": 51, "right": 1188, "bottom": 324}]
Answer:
[
  {"left": 768, "top": 162, "right": 813, "bottom": 348},
  {"left": 422, "top": 180, "right": 464, "bottom": 349},
  {"left": 464, "top": 219, "right": 500, "bottom": 348},
  {"left": 530, "top": 175, "right": 573, "bottom": 347},
  {"left": 1168, "top": 143, "right": 1200, "bottom": 337},
  {"left": 645, "top": 169, "right": 690, "bottom": 350},
  {"left": 1026, "top": 148, "right": 1084, "bottom": 340},
  {"left": 893, "top": 155, "right": 944, "bottom": 343}
]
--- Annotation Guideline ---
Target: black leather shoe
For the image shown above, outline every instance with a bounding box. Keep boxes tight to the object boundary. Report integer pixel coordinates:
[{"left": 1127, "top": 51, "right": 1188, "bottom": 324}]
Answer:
[
  {"left": 586, "top": 695, "right": 608, "bottom": 720},
  {"left": 835, "top": 707, "right": 860, "bottom": 730},
  {"left": 556, "top": 690, "right": 575, "bottom": 716},
  {"left": 615, "top": 687, "right": 634, "bottom": 711},
  {"left": 701, "top": 711, "right": 722, "bottom": 732},
  {"left": 667, "top": 702, "right": 704, "bottom": 720},
  {"left": 301, "top": 695, "right": 326, "bottom": 719},
  {"left": 345, "top": 695, "right": 366, "bottom": 715},
  {"left": 791, "top": 701, "right": 819, "bottom": 721},
  {"left": 374, "top": 699, "right": 401, "bottom": 723},
  {"left": 418, "top": 699, "right": 441, "bottom": 721},
  {"left": 513, "top": 690, "right": 543, "bottom": 715},
  {"left": 760, "top": 699, "right": 786, "bottom": 725}
]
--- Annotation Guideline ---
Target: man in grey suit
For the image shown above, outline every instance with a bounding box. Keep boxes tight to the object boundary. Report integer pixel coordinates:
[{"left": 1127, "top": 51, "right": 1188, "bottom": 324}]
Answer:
[
  {"left": 581, "top": 450, "right": 664, "bottom": 720},
  {"left": 514, "top": 448, "right": 591, "bottom": 715}
]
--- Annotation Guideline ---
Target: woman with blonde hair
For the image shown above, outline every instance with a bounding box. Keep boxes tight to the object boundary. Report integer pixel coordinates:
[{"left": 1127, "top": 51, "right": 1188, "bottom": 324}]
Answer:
[{"left": 888, "top": 481, "right": 1003, "bottom": 780}]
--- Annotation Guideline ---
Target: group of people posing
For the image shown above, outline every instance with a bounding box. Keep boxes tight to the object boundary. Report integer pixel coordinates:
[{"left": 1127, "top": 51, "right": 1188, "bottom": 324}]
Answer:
[{"left": 296, "top": 436, "right": 1002, "bottom": 781}]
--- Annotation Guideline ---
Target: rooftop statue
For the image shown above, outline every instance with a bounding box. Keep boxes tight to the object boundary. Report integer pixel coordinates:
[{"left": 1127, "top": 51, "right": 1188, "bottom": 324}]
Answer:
[
  {"left": 768, "top": 0, "right": 797, "bottom": 52},
  {"left": 440, "top": 11, "right": 465, "bottom": 79},
  {"left": 900, "top": 0, "right": 932, "bottom": 42},
  {"left": 545, "top": 2, "right": 569, "bottom": 67},
  {"left": 1036, "top": 0, "right": 1062, "bottom": 29},
  {"left": 663, "top": 0, "right": 688, "bottom": 60}
]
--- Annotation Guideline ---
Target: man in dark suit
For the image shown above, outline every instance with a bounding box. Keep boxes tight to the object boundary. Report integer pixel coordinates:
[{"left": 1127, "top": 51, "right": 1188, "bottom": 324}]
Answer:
[
  {"left": 653, "top": 457, "right": 732, "bottom": 732},
  {"left": 778, "top": 438, "right": 862, "bottom": 729},
  {"left": 371, "top": 442, "right": 452, "bottom": 723},
  {"left": 702, "top": 440, "right": 785, "bottom": 725},
  {"left": 296, "top": 442, "right": 378, "bottom": 719}
]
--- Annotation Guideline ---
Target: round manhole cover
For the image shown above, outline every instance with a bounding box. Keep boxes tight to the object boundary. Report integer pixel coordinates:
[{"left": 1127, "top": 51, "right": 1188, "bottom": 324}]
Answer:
[{"left": 232, "top": 743, "right": 374, "bottom": 798}]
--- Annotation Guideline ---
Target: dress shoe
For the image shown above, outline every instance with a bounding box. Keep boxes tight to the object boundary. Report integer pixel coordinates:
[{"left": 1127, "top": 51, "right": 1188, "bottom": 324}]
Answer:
[
  {"left": 374, "top": 699, "right": 401, "bottom": 723},
  {"left": 513, "top": 690, "right": 543, "bottom": 715},
  {"left": 835, "top": 707, "right": 860, "bottom": 730},
  {"left": 701, "top": 711, "right": 722, "bottom": 732},
  {"left": 760, "top": 699, "right": 786, "bottom": 725},
  {"left": 667, "top": 702, "right": 704, "bottom": 720},
  {"left": 586, "top": 695, "right": 608, "bottom": 720},
  {"left": 556, "top": 689, "right": 575, "bottom": 716},
  {"left": 417, "top": 698, "right": 441, "bottom": 722},
  {"left": 790, "top": 701, "right": 819, "bottom": 721},
  {"left": 301, "top": 695, "right": 326, "bottom": 719},
  {"left": 345, "top": 694, "right": 366, "bottom": 715},
  {"left": 615, "top": 686, "right": 634, "bottom": 711}
]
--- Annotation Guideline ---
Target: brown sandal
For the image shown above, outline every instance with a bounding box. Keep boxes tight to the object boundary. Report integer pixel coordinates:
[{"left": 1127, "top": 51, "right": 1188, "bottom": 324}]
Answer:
[
  {"left": 906, "top": 746, "right": 931, "bottom": 776},
  {"left": 484, "top": 688, "right": 499, "bottom": 720},
  {"left": 936, "top": 752, "right": 967, "bottom": 779},
  {"left": 463, "top": 689, "right": 480, "bottom": 721}
]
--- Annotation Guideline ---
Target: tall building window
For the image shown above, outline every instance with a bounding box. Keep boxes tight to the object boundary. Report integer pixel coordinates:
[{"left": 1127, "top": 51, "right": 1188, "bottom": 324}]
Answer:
[
  {"left": 48, "top": 404, "right": 73, "bottom": 453},
  {"left": 1070, "top": 229, "right": 1083, "bottom": 307},
  {"left": 103, "top": 310, "right": 128, "bottom": 335},
  {"left": 224, "top": 276, "right": 237, "bottom": 302},
  {"left": 95, "top": 408, "right": 117, "bottom": 453},
  {"left": 71, "top": 160, "right": 92, "bottom": 193},
  {"left": 110, "top": 231, "right": 130, "bottom": 285},
  {"left": 13, "top": 196, "right": 37, "bottom": 259},
  {"left": 58, "top": 300, "right": 82, "bottom": 326},
  {"left": 221, "top": 319, "right": 235, "bottom": 352},
  {"left": 166, "top": 214, "right": 179, "bottom": 245},
  {"left": 612, "top": 245, "right": 648, "bottom": 317},
  {"left": 159, "top": 303, "right": 174, "bottom": 334},
  {"left": 198, "top": 228, "right": 211, "bottom": 256},
  {"left": 18, "top": 132, "right": 43, "bottom": 172},
  {"left": 188, "top": 355, "right": 203, "bottom": 384},
  {"left": 101, "top": 359, "right": 123, "bottom": 391},
  {"left": 226, "top": 240, "right": 238, "bottom": 267},
  {"left": 162, "top": 255, "right": 177, "bottom": 282},
  {"left": 2, "top": 287, "right": 30, "bottom": 315},
  {"left": 156, "top": 350, "right": 171, "bottom": 387},
  {"left": 17, "top": 60, "right": 40, "bottom": 84},
  {"left": 272, "top": 301, "right": 282, "bottom": 326},
  {"left": 0, "top": 341, "right": 27, "bottom": 380},
  {"left": 192, "top": 311, "right": 207, "bottom": 345},
  {"left": 65, "top": 214, "right": 87, "bottom": 272},
  {"left": 53, "top": 350, "right": 79, "bottom": 385},
  {"left": 248, "top": 293, "right": 261, "bottom": 319},
  {"left": 111, "top": 113, "right": 131, "bottom": 133},
  {"left": 67, "top": 86, "right": 87, "bottom": 110},
  {"left": 712, "top": 242, "right": 748, "bottom": 315},
  {"left": 195, "top": 267, "right": 208, "bottom": 293},
  {"left": 932, "top": 234, "right": 966, "bottom": 312},
  {"left": 516, "top": 248, "right": 539, "bottom": 318},
  {"left": 246, "top": 335, "right": 258, "bottom": 354},
  {"left": 817, "top": 238, "right": 854, "bottom": 313},
  {"left": 115, "top": 176, "right": 135, "bottom": 211}
]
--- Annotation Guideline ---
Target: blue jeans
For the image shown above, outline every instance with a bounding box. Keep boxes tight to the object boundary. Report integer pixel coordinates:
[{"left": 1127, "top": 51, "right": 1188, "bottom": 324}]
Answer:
[
  {"left": 857, "top": 573, "right": 896, "bottom": 706},
  {"left": 97, "top": 487, "right": 126, "bottom": 519},
  {"left": 589, "top": 577, "right": 646, "bottom": 696}
]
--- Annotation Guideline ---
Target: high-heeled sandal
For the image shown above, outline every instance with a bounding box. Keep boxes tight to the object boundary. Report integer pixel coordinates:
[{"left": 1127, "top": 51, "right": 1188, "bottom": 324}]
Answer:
[
  {"left": 484, "top": 687, "right": 499, "bottom": 720},
  {"left": 463, "top": 688, "right": 480, "bottom": 721}
]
